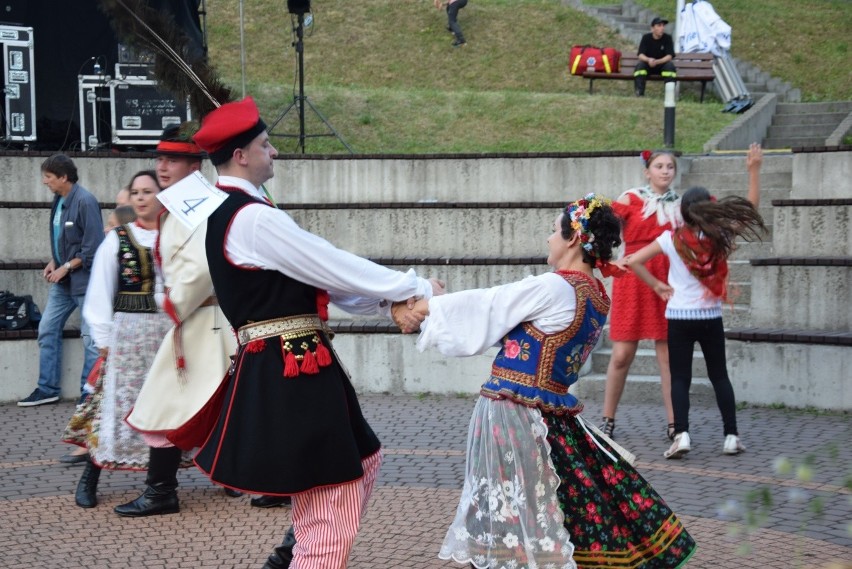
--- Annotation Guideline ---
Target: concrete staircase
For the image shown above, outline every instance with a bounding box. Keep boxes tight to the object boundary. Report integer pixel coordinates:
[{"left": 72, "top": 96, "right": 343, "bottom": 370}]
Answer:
[
  {"left": 2, "top": 151, "right": 845, "bottom": 411},
  {"left": 724, "top": 193, "right": 852, "bottom": 410},
  {"left": 762, "top": 102, "right": 852, "bottom": 149}
]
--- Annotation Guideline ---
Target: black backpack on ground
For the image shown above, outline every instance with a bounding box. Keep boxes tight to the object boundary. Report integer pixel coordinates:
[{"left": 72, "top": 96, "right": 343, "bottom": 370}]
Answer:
[{"left": 0, "top": 291, "right": 42, "bottom": 330}]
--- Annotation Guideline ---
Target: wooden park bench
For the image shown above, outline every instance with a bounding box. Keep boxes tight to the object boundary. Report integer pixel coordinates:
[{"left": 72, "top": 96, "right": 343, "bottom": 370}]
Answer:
[{"left": 583, "top": 52, "right": 716, "bottom": 102}]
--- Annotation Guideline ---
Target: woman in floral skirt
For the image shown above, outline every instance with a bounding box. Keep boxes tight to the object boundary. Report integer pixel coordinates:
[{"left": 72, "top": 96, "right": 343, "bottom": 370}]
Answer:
[
  {"left": 411, "top": 194, "right": 695, "bottom": 568},
  {"left": 63, "top": 170, "right": 189, "bottom": 509}
]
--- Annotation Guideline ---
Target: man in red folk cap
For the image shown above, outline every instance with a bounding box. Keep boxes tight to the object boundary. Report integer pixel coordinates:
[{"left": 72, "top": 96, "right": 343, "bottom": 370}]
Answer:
[
  {"left": 117, "top": 123, "right": 244, "bottom": 517},
  {"left": 190, "top": 97, "right": 444, "bottom": 569}
]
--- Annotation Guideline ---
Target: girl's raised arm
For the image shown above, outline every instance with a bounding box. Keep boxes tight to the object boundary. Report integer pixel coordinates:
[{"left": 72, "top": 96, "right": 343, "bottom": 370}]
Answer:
[
  {"left": 746, "top": 142, "right": 763, "bottom": 207},
  {"left": 626, "top": 241, "right": 674, "bottom": 301}
]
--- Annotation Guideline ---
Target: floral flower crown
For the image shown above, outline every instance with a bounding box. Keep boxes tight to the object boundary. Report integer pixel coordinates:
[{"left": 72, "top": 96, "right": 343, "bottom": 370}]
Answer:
[{"left": 566, "top": 193, "right": 612, "bottom": 255}]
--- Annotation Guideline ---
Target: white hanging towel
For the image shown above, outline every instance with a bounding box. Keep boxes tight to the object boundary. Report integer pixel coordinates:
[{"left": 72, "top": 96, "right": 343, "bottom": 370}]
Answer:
[
  {"left": 678, "top": 3, "right": 703, "bottom": 53},
  {"left": 693, "top": 0, "right": 732, "bottom": 54}
]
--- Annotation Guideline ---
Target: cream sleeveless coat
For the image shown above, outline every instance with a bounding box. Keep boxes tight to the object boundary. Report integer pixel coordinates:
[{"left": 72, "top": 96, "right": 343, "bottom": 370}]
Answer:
[{"left": 126, "top": 213, "right": 237, "bottom": 433}]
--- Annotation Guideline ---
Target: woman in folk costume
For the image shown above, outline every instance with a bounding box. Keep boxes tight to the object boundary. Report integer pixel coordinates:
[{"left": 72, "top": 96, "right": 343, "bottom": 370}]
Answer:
[
  {"left": 412, "top": 194, "right": 696, "bottom": 569},
  {"left": 117, "top": 126, "right": 241, "bottom": 516},
  {"left": 63, "top": 170, "right": 190, "bottom": 510},
  {"left": 601, "top": 150, "right": 683, "bottom": 441}
]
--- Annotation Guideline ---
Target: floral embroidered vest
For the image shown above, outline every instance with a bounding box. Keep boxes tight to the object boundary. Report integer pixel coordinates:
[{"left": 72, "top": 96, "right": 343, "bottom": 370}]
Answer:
[
  {"left": 113, "top": 225, "right": 157, "bottom": 313},
  {"left": 481, "top": 270, "right": 610, "bottom": 415}
]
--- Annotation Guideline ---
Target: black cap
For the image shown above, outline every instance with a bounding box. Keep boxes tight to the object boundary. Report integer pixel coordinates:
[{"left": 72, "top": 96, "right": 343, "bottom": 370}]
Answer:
[{"left": 651, "top": 17, "right": 669, "bottom": 26}]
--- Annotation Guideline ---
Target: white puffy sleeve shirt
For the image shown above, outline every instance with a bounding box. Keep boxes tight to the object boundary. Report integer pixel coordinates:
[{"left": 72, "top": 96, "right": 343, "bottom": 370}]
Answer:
[
  {"left": 83, "top": 224, "right": 163, "bottom": 348},
  {"left": 416, "top": 272, "right": 578, "bottom": 357},
  {"left": 217, "top": 176, "right": 433, "bottom": 315}
]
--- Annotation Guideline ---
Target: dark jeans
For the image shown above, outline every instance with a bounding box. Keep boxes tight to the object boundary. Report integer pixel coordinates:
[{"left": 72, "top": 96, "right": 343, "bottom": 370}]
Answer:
[
  {"left": 633, "top": 60, "right": 677, "bottom": 95},
  {"left": 447, "top": 0, "right": 468, "bottom": 42},
  {"left": 668, "top": 318, "right": 738, "bottom": 436}
]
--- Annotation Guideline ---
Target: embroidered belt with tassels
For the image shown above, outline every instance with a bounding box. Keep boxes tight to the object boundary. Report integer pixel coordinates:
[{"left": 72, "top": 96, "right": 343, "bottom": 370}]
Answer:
[{"left": 237, "top": 315, "right": 334, "bottom": 378}]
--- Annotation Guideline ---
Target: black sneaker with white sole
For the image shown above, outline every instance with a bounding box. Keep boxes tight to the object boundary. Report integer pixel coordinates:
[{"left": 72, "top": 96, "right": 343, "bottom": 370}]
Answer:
[{"left": 17, "top": 388, "right": 60, "bottom": 407}]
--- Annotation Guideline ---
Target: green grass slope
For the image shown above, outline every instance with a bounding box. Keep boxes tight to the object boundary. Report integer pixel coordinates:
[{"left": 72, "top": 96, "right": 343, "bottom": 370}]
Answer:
[{"left": 204, "top": 0, "right": 848, "bottom": 154}]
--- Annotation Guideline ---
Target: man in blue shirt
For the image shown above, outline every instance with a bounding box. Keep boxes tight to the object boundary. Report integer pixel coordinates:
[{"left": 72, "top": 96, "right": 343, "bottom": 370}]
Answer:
[{"left": 18, "top": 154, "right": 103, "bottom": 406}]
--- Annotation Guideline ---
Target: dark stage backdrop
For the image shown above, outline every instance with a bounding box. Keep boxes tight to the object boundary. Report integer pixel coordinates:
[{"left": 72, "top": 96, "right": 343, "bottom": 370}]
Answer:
[{"left": 0, "top": 0, "right": 203, "bottom": 150}]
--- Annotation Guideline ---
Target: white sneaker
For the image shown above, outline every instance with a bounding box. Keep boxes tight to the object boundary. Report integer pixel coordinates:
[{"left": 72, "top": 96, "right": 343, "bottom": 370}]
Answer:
[
  {"left": 664, "top": 431, "right": 691, "bottom": 459},
  {"left": 723, "top": 434, "right": 745, "bottom": 455}
]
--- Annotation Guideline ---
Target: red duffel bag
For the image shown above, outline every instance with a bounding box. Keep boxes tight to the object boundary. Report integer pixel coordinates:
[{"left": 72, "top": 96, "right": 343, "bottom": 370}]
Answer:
[{"left": 569, "top": 45, "right": 621, "bottom": 75}]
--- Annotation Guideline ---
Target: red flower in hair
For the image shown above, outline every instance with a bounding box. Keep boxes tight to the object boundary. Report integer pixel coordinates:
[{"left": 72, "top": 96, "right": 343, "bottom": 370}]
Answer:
[{"left": 640, "top": 150, "right": 653, "bottom": 164}]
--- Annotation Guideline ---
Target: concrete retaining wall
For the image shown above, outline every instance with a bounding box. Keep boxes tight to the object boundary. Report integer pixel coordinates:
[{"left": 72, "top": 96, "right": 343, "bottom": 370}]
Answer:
[
  {"left": 791, "top": 151, "right": 852, "bottom": 199},
  {"left": 0, "top": 154, "right": 660, "bottom": 205},
  {"left": 773, "top": 203, "right": 851, "bottom": 257},
  {"left": 2, "top": 151, "right": 849, "bottom": 408},
  {"left": 727, "top": 342, "right": 851, "bottom": 410}
]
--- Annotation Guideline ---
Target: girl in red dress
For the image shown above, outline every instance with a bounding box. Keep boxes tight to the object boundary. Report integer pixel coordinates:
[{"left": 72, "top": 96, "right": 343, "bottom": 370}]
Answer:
[{"left": 601, "top": 151, "right": 682, "bottom": 440}]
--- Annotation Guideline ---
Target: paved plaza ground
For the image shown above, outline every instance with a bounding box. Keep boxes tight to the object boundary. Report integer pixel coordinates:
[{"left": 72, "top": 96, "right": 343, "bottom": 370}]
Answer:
[{"left": 1, "top": 394, "right": 849, "bottom": 568}]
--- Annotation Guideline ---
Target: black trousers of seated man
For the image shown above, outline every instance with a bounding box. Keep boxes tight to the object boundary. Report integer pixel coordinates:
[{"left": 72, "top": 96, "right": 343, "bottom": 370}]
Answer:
[{"left": 633, "top": 60, "right": 677, "bottom": 96}]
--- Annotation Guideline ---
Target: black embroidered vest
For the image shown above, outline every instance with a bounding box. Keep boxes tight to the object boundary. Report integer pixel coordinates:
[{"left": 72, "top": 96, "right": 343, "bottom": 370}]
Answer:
[{"left": 113, "top": 225, "right": 157, "bottom": 313}]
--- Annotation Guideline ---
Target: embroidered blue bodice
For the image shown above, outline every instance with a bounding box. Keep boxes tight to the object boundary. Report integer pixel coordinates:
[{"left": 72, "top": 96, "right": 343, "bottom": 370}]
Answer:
[{"left": 481, "top": 270, "right": 610, "bottom": 415}]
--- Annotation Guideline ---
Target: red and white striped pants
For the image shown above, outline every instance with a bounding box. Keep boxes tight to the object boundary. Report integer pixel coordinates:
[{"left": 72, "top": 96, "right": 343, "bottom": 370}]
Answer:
[{"left": 290, "top": 449, "right": 383, "bottom": 569}]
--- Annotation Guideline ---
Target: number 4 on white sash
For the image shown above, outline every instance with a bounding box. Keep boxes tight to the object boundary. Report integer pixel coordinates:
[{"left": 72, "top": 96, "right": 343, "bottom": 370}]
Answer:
[{"left": 157, "top": 171, "right": 228, "bottom": 231}]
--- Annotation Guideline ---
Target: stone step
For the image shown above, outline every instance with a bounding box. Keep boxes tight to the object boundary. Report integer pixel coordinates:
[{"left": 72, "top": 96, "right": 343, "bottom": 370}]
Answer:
[
  {"left": 725, "top": 341, "right": 851, "bottom": 410},
  {"left": 604, "top": 12, "right": 632, "bottom": 21},
  {"left": 596, "top": 300, "right": 753, "bottom": 348},
  {"left": 4, "top": 327, "right": 845, "bottom": 409},
  {"left": 776, "top": 102, "right": 852, "bottom": 115},
  {"left": 749, "top": 264, "right": 851, "bottom": 331},
  {"left": 0, "top": 206, "right": 562, "bottom": 259},
  {"left": 0, "top": 155, "right": 666, "bottom": 204},
  {"left": 4, "top": 261, "right": 553, "bottom": 319},
  {"left": 679, "top": 171, "right": 792, "bottom": 190},
  {"left": 773, "top": 112, "right": 850, "bottom": 127},
  {"left": 772, "top": 203, "right": 852, "bottom": 257},
  {"left": 767, "top": 124, "right": 838, "bottom": 139},
  {"left": 589, "top": 6, "right": 623, "bottom": 15},
  {"left": 730, "top": 240, "right": 773, "bottom": 261},
  {"left": 591, "top": 345, "right": 707, "bottom": 380},
  {"left": 763, "top": 137, "right": 829, "bottom": 149},
  {"left": 572, "top": 373, "right": 716, "bottom": 407},
  {"left": 683, "top": 153, "right": 793, "bottom": 174}
]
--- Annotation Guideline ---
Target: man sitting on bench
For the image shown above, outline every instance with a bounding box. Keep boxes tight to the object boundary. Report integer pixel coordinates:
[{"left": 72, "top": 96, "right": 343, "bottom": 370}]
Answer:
[{"left": 634, "top": 16, "right": 677, "bottom": 97}]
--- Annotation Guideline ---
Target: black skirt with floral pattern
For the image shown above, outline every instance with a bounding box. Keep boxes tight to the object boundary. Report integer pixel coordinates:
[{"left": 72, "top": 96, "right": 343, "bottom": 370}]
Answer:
[{"left": 543, "top": 413, "right": 697, "bottom": 568}]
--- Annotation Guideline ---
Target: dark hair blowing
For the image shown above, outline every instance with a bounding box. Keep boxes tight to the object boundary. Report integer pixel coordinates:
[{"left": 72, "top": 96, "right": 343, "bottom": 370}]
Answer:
[
  {"left": 560, "top": 203, "right": 623, "bottom": 267},
  {"left": 41, "top": 153, "right": 78, "bottom": 183},
  {"left": 127, "top": 169, "right": 161, "bottom": 192},
  {"left": 679, "top": 186, "right": 767, "bottom": 263}
]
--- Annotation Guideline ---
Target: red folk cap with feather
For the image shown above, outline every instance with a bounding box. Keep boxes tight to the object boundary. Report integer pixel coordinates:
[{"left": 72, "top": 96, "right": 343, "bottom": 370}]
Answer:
[
  {"left": 193, "top": 97, "right": 267, "bottom": 166},
  {"left": 154, "top": 122, "right": 206, "bottom": 158}
]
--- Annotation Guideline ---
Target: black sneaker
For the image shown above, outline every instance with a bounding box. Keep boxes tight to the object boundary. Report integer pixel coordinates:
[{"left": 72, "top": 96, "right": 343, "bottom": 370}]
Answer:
[
  {"left": 452, "top": 39, "right": 466, "bottom": 48},
  {"left": 17, "top": 388, "right": 59, "bottom": 407}
]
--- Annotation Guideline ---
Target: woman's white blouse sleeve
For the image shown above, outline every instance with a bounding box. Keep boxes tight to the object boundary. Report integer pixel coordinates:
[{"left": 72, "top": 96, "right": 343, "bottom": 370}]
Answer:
[
  {"left": 416, "top": 273, "right": 578, "bottom": 357},
  {"left": 82, "top": 231, "right": 120, "bottom": 349}
]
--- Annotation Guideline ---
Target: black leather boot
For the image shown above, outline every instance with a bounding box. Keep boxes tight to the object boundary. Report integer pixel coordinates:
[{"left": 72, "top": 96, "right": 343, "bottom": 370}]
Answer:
[
  {"left": 114, "top": 446, "right": 181, "bottom": 517},
  {"left": 261, "top": 526, "right": 296, "bottom": 569},
  {"left": 75, "top": 459, "right": 102, "bottom": 508}
]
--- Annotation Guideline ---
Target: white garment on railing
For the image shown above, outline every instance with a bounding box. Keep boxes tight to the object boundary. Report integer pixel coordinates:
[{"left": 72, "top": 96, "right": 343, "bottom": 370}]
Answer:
[{"left": 678, "top": 0, "right": 732, "bottom": 56}]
